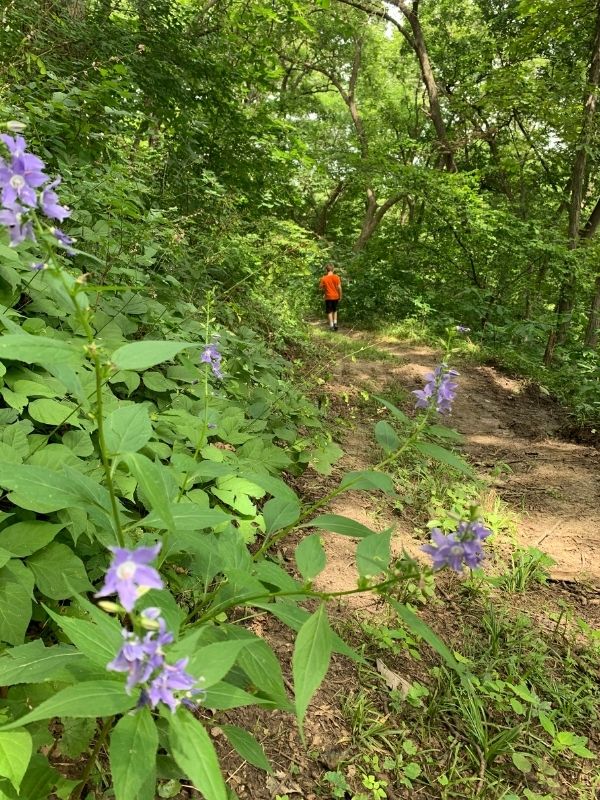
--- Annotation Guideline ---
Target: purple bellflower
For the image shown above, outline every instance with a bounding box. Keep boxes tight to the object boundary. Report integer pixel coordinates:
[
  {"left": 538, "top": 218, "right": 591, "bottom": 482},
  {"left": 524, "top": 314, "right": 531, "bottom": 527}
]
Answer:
[
  {"left": 456, "top": 325, "right": 471, "bottom": 333},
  {"left": 41, "top": 178, "right": 70, "bottom": 221},
  {"left": 200, "top": 340, "right": 223, "bottom": 379},
  {"left": 413, "top": 364, "right": 459, "bottom": 415},
  {"left": 0, "top": 151, "right": 48, "bottom": 208},
  {"left": 422, "top": 520, "right": 491, "bottom": 572},
  {"left": 147, "top": 657, "right": 201, "bottom": 712},
  {"left": 0, "top": 205, "right": 35, "bottom": 246},
  {"left": 95, "top": 543, "right": 163, "bottom": 612}
]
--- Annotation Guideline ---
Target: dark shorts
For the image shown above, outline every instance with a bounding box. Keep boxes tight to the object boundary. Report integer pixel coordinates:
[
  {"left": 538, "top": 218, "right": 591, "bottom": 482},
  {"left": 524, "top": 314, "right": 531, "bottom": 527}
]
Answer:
[{"left": 325, "top": 299, "right": 339, "bottom": 313}]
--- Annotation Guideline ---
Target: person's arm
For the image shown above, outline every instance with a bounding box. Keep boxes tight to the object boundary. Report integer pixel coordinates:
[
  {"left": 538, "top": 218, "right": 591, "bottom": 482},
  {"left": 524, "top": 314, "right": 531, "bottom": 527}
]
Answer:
[{"left": 337, "top": 276, "right": 342, "bottom": 300}]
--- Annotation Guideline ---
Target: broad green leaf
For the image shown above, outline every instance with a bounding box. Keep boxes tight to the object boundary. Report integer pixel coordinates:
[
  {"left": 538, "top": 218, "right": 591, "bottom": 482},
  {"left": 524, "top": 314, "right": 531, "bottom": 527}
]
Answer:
[
  {"left": 388, "top": 599, "right": 467, "bottom": 681},
  {"left": 202, "top": 681, "right": 276, "bottom": 710},
  {"left": 412, "top": 442, "right": 474, "bottom": 476},
  {"left": 111, "top": 341, "right": 193, "bottom": 371},
  {"left": 28, "top": 398, "right": 82, "bottom": 427},
  {"left": 309, "top": 442, "right": 343, "bottom": 475},
  {"left": 58, "top": 718, "right": 97, "bottom": 758},
  {"left": 295, "top": 533, "right": 326, "bottom": 581},
  {"left": 142, "top": 504, "right": 231, "bottom": 532},
  {"left": 374, "top": 396, "right": 410, "bottom": 424},
  {"left": 340, "top": 470, "right": 395, "bottom": 494},
  {"left": 511, "top": 752, "right": 532, "bottom": 773},
  {"left": 0, "top": 561, "right": 33, "bottom": 645},
  {"left": 305, "top": 513, "right": 375, "bottom": 539},
  {"left": 292, "top": 604, "right": 332, "bottom": 734},
  {"left": 27, "top": 543, "right": 93, "bottom": 599},
  {"left": 356, "top": 530, "right": 392, "bottom": 578},
  {"left": 239, "top": 472, "right": 298, "bottom": 503},
  {"left": 253, "top": 560, "right": 301, "bottom": 591},
  {"left": 105, "top": 405, "right": 152, "bottom": 454},
  {"left": 44, "top": 606, "right": 122, "bottom": 667},
  {"left": 262, "top": 495, "right": 301, "bottom": 534},
  {"left": 186, "top": 641, "right": 248, "bottom": 687},
  {"left": 0, "top": 730, "right": 31, "bottom": 792},
  {"left": 0, "top": 335, "right": 82, "bottom": 366},
  {"left": 374, "top": 420, "right": 400, "bottom": 453},
  {"left": 123, "top": 453, "right": 174, "bottom": 530},
  {"left": 110, "top": 709, "right": 158, "bottom": 800},
  {"left": 220, "top": 725, "right": 272, "bottom": 773},
  {"left": 0, "top": 464, "right": 79, "bottom": 513},
  {"left": 0, "top": 641, "right": 84, "bottom": 686},
  {"left": 0, "top": 682, "right": 137, "bottom": 730},
  {"left": 12, "top": 380, "right": 58, "bottom": 398},
  {"left": 168, "top": 712, "right": 227, "bottom": 800},
  {"left": 237, "top": 640, "right": 292, "bottom": 709},
  {"left": 0, "top": 521, "right": 64, "bottom": 557}
]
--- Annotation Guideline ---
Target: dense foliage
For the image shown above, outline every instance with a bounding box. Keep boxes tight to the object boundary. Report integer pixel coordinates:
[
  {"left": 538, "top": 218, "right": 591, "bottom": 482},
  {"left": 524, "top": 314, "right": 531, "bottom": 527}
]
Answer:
[{"left": 0, "top": 1, "right": 598, "bottom": 799}]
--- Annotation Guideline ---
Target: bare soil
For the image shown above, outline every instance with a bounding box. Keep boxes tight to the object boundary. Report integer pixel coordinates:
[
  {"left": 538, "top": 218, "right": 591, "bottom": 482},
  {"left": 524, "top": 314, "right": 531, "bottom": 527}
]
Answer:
[{"left": 314, "top": 330, "right": 600, "bottom": 588}]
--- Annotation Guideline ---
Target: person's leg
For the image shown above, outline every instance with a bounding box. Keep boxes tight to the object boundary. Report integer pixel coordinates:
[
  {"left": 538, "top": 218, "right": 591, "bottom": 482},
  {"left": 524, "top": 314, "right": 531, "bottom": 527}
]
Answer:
[
  {"left": 333, "top": 301, "right": 338, "bottom": 330},
  {"left": 325, "top": 300, "right": 334, "bottom": 329},
  {"left": 327, "top": 311, "right": 334, "bottom": 328}
]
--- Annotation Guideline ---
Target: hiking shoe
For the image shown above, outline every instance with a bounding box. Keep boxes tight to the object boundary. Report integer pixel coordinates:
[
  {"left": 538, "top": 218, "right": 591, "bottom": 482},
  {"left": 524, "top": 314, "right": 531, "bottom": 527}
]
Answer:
[{"left": 334, "top": 324, "right": 338, "bottom": 331}]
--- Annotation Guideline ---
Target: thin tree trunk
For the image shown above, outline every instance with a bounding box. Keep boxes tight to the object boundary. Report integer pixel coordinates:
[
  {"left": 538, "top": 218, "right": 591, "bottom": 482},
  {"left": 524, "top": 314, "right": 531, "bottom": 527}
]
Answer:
[
  {"left": 584, "top": 273, "right": 600, "bottom": 347},
  {"left": 314, "top": 181, "right": 345, "bottom": 236},
  {"left": 544, "top": 0, "right": 600, "bottom": 365}
]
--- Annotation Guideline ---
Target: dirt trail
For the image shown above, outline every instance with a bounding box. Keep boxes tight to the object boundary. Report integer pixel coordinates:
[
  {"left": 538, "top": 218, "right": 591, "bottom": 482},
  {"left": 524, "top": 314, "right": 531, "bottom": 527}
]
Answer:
[{"left": 314, "top": 331, "right": 600, "bottom": 591}]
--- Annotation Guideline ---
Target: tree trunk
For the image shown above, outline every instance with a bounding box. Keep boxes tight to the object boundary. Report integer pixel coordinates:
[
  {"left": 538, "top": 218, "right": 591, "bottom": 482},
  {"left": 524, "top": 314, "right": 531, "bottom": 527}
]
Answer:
[
  {"left": 544, "top": 0, "right": 600, "bottom": 365},
  {"left": 388, "top": 0, "right": 456, "bottom": 172},
  {"left": 584, "top": 273, "right": 600, "bottom": 347},
  {"left": 314, "top": 181, "right": 345, "bottom": 236}
]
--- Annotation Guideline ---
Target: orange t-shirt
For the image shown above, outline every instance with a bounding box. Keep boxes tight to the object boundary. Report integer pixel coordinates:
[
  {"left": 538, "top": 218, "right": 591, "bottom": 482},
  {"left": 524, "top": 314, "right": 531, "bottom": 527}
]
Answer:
[{"left": 319, "top": 273, "right": 341, "bottom": 300}]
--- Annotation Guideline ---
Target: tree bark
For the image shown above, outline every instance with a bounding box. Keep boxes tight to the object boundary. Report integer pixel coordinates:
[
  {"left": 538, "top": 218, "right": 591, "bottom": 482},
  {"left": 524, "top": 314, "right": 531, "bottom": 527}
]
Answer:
[
  {"left": 314, "top": 181, "right": 345, "bottom": 236},
  {"left": 544, "top": 0, "right": 600, "bottom": 365}
]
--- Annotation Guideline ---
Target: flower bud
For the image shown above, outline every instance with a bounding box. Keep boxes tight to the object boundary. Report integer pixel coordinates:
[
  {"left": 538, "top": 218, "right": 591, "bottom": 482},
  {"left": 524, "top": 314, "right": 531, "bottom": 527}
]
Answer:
[
  {"left": 6, "top": 121, "right": 26, "bottom": 133},
  {"left": 97, "top": 600, "right": 123, "bottom": 614}
]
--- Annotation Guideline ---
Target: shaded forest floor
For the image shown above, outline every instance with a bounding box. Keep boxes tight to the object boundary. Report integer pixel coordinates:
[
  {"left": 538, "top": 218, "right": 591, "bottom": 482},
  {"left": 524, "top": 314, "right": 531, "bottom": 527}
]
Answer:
[{"left": 209, "top": 328, "right": 599, "bottom": 800}]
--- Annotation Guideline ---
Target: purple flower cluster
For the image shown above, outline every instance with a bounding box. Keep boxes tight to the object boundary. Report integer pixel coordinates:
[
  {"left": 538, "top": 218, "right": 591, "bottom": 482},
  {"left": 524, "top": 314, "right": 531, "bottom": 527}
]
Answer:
[
  {"left": 412, "top": 364, "right": 459, "bottom": 415},
  {"left": 96, "top": 545, "right": 201, "bottom": 713},
  {"left": 422, "top": 520, "right": 491, "bottom": 572},
  {"left": 200, "top": 340, "right": 223, "bottom": 379},
  {"left": 456, "top": 325, "right": 471, "bottom": 333},
  {"left": 0, "top": 132, "right": 72, "bottom": 249}
]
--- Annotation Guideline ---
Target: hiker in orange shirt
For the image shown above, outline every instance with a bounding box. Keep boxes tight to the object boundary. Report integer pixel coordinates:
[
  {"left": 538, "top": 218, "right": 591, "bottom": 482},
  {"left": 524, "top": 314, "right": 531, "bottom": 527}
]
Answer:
[{"left": 319, "top": 263, "right": 342, "bottom": 331}]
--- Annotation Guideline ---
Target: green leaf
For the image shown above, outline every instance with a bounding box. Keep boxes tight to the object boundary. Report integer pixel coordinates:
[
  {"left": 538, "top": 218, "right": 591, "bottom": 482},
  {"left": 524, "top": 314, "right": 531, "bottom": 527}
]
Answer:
[
  {"left": 0, "top": 561, "right": 33, "bottom": 645},
  {"left": 28, "top": 398, "right": 81, "bottom": 427},
  {"left": 262, "top": 495, "right": 301, "bottom": 534},
  {"left": 512, "top": 752, "right": 532, "bottom": 773},
  {"left": 237, "top": 640, "right": 292, "bottom": 710},
  {"left": 0, "top": 335, "right": 82, "bottom": 366},
  {"left": 168, "top": 712, "right": 227, "bottom": 800},
  {"left": 185, "top": 641, "right": 248, "bottom": 687},
  {"left": 295, "top": 534, "right": 326, "bottom": 581},
  {"left": 426, "top": 424, "right": 463, "bottom": 442},
  {"left": 0, "top": 730, "right": 32, "bottom": 792},
  {"left": 0, "top": 464, "right": 87, "bottom": 514},
  {"left": 374, "top": 396, "right": 410, "bottom": 424},
  {"left": 339, "top": 470, "right": 395, "bottom": 493},
  {"left": 388, "top": 599, "right": 467, "bottom": 681},
  {"left": 0, "top": 521, "right": 64, "bottom": 557},
  {"left": 27, "top": 543, "right": 93, "bottom": 599},
  {"left": 110, "top": 709, "right": 158, "bottom": 800},
  {"left": 123, "top": 453, "right": 174, "bottom": 530},
  {"left": 220, "top": 725, "right": 272, "bottom": 773},
  {"left": 374, "top": 420, "right": 400, "bottom": 453},
  {"left": 305, "top": 513, "right": 375, "bottom": 538},
  {"left": 112, "top": 341, "right": 193, "bottom": 371},
  {"left": 105, "top": 406, "right": 153, "bottom": 455},
  {"left": 292, "top": 604, "right": 332, "bottom": 734},
  {"left": 44, "top": 607, "right": 121, "bottom": 668},
  {"left": 356, "top": 530, "right": 392, "bottom": 578},
  {"left": 0, "top": 682, "right": 137, "bottom": 730},
  {"left": 143, "top": 504, "right": 231, "bottom": 532},
  {"left": 0, "top": 641, "right": 84, "bottom": 686},
  {"left": 412, "top": 442, "right": 474, "bottom": 476},
  {"left": 309, "top": 442, "right": 343, "bottom": 475}
]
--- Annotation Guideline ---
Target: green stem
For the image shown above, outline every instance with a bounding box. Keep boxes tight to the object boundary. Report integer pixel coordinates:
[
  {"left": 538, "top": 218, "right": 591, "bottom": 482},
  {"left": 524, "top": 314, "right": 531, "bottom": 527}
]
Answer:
[
  {"left": 189, "top": 568, "right": 423, "bottom": 626},
  {"left": 69, "top": 715, "right": 115, "bottom": 800},
  {"left": 43, "top": 240, "right": 125, "bottom": 548}
]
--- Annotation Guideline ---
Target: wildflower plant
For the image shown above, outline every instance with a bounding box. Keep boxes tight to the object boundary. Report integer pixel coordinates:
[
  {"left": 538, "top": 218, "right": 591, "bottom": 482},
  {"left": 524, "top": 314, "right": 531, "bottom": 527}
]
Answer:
[{"left": 0, "top": 130, "right": 491, "bottom": 800}]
